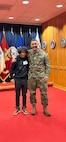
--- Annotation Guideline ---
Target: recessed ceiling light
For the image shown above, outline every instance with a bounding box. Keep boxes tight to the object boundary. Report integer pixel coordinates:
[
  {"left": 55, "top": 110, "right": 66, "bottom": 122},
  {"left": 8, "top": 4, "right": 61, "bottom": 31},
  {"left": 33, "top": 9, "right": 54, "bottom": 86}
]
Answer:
[
  {"left": 56, "top": 4, "right": 63, "bottom": 8},
  {"left": 9, "top": 16, "right": 14, "bottom": 19},
  {"left": 35, "top": 18, "right": 40, "bottom": 21},
  {"left": 22, "top": 0, "right": 29, "bottom": 4}
]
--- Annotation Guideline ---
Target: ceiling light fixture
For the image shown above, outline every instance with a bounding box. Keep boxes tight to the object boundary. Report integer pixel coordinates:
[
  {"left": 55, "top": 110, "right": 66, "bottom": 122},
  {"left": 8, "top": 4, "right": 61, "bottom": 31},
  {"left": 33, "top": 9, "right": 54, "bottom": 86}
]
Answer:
[
  {"left": 9, "top": 16, "right": 14, "bottom": 19},
  {"left": 35, "top": 18, "right": 40, "bottom": 21},
  {"left": 22, "top": 0, "right": 29, "bottom": 4},
  {"left": 56, "top": 4, "right": 63, "bottom": 8}
]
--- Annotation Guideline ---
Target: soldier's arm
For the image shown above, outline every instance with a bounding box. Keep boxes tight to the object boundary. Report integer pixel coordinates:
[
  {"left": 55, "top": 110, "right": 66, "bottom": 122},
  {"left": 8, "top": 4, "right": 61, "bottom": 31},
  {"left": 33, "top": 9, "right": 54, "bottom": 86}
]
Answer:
[{"left": 44, "top": 53, "right": 50, "bottom": 78}]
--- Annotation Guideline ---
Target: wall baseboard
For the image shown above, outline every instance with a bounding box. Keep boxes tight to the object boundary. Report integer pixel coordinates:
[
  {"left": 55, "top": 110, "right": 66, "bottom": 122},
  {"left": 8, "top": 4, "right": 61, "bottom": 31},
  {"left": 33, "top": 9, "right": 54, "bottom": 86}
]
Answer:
[{"left": 53, "top": 84, "right": 66, "bottom": 91}]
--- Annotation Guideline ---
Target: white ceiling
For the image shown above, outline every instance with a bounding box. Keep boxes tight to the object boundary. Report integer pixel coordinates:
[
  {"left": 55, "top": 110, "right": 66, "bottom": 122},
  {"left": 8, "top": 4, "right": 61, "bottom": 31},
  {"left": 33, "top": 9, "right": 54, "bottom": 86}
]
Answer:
[{"left": 0, "top": 0, "right": 66, "bottom": 25}]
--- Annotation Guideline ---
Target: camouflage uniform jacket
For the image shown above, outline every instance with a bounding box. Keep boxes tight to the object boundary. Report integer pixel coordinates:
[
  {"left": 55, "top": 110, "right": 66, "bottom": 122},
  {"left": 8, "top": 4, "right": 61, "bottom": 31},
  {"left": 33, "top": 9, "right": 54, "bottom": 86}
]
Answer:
[{"left": 28, "top": 49, "right": 50, "bottom": 78}]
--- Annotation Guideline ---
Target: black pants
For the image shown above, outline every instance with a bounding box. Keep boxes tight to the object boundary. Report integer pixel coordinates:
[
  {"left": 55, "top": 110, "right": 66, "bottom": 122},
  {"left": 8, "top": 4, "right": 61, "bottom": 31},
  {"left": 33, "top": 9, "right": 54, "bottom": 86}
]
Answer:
[{"left": 15, "top": 79, "right": 27, "bottom": 109}]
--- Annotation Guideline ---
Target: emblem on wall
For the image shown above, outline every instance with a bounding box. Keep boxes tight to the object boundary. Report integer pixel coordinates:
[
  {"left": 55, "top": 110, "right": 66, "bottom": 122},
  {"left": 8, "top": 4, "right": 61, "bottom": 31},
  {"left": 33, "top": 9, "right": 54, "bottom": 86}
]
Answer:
[
  {"left": 50, "top": 40, "right": 56, "bottom": 48},
  {"left": 42, "top": 41, "right": 47, "bottom": 49},
  {"left": 60, "top": 38, "right": 66, "bottom": 48}
]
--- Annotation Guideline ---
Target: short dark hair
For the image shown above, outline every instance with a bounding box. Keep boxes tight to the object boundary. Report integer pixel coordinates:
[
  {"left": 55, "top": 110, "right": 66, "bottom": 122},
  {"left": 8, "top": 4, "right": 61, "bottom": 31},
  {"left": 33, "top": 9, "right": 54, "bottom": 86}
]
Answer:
[{"left": 18, "top": 46, "right": 28, "bottom": 54}]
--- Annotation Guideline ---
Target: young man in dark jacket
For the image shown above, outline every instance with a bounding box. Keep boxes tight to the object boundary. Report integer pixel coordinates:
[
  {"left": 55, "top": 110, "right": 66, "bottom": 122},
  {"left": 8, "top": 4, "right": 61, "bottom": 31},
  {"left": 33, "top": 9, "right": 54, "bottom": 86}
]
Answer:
[{"left": 10, "top": 47, "right": 29, "bottom": 115}]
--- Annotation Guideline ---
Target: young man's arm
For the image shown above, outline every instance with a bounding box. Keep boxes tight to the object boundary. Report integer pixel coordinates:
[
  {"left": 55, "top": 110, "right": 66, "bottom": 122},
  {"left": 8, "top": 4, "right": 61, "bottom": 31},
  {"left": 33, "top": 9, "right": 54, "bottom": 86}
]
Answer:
[{"left": 10, "top": 61, "right": 17, "bottom": 79}]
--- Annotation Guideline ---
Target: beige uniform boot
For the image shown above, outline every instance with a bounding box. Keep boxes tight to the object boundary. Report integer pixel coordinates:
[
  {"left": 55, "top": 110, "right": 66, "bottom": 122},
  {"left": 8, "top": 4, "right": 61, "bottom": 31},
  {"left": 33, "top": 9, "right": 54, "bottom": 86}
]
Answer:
[
  {"left": 31, "top": 104, "right": 36, "bottom": 115},
  {"left": 43, "top": 106, "right": 51, "bottom": 116}
]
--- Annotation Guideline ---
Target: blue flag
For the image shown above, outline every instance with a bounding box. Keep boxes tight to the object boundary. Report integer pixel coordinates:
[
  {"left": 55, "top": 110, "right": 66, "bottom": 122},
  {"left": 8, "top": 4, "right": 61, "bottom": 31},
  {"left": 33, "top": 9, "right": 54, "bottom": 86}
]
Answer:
[
  {"left": 16, "top": 34, "right": 24, "bottom": 48},
  {"left": 9, "top": 32, "right": 16, "bottom": 47}
]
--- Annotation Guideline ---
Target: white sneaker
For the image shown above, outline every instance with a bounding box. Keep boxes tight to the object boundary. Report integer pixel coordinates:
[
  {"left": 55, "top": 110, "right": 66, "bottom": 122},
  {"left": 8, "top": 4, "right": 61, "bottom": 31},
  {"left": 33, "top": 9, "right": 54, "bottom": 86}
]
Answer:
[
  {"left": 13, "top": 108, "right": 20, "bottom": 115},
  {"left": 22, "top": 108, "right": 28, "bottom": 115}
]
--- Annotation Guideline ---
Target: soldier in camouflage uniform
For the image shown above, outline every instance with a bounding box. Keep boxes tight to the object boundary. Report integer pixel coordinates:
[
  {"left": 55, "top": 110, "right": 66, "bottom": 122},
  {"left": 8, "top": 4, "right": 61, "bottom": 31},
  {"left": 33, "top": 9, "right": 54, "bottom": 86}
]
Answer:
[{"left": 28, "top": 39, "right": 51, "bottom": 116}]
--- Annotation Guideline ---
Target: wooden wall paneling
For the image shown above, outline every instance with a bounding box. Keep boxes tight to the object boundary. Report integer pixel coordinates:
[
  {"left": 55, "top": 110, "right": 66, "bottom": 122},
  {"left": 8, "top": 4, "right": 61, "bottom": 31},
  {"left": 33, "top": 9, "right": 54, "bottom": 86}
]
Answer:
[
  {"left": 48, "top": 21, "right": 54, "bottom": 65},
  {"left": 53, "top": 19, "right": 59, "bottom": 66},
  {"left": 63, "top": 14, "right": 66, "bottom": 67},
  {"left": 57, "top": 16, "right": 65, "bottom": 66},
  {"left": 63, "top": 70, "right": 66, "bottom": 87},
  {"left": 42, "top": 12, "right": 66, "bottom": 90},
  {"left": 54, "top": 68, "right": 63, "bottom": 86},
  {"left": 42, "top": 23, "right": 49, "bottom": 53},
  {"left": 49, "top": 67, "right": 54, "bottom": 82}
]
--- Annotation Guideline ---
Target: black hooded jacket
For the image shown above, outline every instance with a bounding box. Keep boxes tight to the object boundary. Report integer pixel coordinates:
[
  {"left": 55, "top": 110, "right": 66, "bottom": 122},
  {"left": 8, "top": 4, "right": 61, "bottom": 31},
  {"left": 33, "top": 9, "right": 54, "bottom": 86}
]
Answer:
[{"left": 10, "top": 55, "right": 29, "bottom": 80}]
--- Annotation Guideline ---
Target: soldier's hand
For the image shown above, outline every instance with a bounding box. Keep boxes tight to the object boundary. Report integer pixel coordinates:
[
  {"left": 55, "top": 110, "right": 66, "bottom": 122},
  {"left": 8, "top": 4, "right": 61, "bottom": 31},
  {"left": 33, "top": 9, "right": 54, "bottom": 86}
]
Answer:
[
  {"left": 12, "top": 58, "right": 16, "bottom": 62},
  {"left": 44, "top": 76, "right": 48, "bottom": 82}
]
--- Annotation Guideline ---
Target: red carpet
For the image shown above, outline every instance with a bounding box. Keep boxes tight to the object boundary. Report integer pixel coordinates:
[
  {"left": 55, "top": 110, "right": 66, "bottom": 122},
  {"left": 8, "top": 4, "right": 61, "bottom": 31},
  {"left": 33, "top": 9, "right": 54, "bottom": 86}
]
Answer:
[{"left": 0, "top": 87, "right": 66, "bottom": 142}]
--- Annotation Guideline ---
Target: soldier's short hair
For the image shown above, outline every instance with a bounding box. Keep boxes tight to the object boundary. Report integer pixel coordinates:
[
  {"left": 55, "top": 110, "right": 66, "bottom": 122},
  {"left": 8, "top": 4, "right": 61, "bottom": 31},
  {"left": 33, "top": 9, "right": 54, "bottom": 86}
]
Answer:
[{"left": 31, "top": 39, "right": 38, "bottom": 43}]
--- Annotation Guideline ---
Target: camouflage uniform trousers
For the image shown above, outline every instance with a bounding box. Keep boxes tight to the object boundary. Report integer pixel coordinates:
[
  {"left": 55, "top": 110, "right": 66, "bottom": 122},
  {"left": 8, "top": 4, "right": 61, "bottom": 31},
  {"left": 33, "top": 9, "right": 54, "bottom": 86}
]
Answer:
[{"left": 28, "top": 76, "right": 48, "bottom": 107}]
